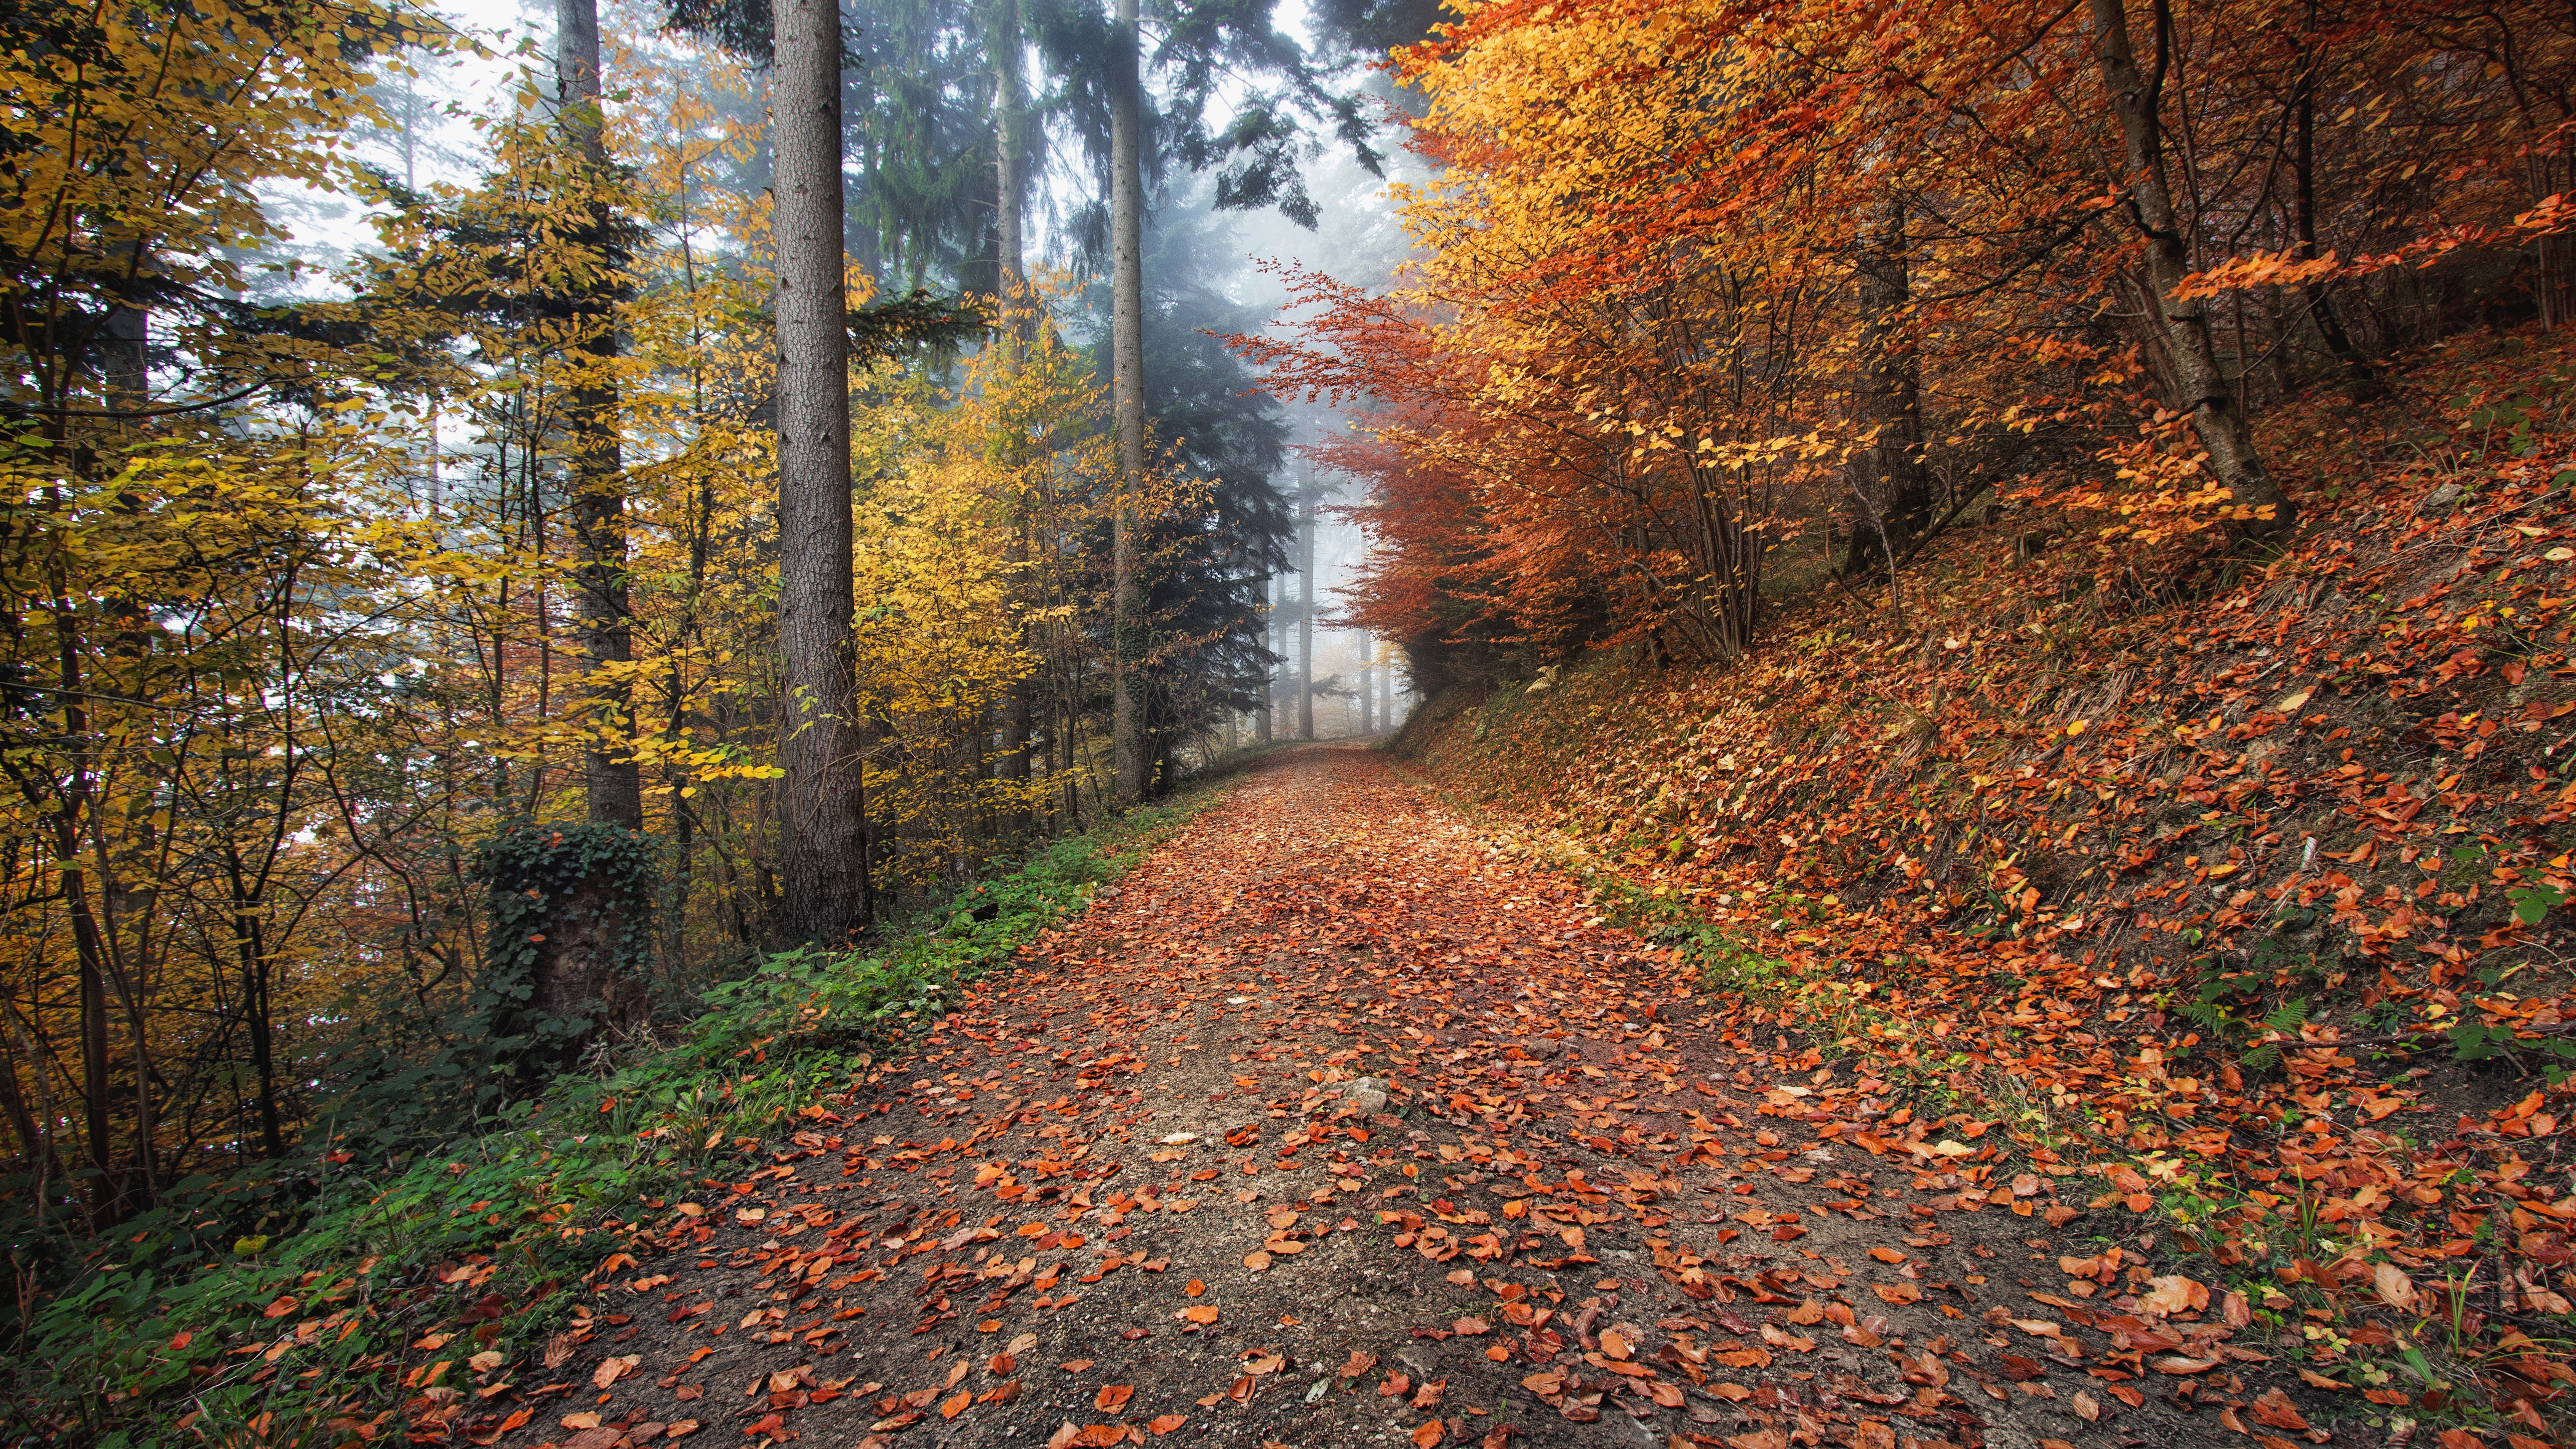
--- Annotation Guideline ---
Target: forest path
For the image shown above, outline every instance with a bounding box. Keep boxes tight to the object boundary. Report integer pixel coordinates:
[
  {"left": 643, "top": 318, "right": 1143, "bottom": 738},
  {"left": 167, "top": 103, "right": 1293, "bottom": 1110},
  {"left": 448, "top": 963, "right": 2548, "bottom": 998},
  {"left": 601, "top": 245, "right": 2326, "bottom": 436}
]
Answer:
[{"left": 549, "top": 746, "right": 2272, "bottom": 1449}]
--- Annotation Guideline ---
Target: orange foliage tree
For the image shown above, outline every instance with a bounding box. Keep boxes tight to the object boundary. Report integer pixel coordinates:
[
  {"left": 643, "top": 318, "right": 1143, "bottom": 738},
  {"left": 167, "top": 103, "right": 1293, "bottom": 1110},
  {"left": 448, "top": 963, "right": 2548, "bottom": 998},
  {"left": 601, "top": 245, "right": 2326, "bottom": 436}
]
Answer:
[{"left": 1249, "top": 0, "right": 2576, "bottom": 681}]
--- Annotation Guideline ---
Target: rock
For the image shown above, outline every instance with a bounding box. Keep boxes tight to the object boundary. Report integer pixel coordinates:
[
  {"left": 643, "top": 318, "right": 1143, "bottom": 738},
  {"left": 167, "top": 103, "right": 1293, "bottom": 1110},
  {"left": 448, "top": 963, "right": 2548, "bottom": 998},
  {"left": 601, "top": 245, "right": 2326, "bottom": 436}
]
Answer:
[
  {"left": 1342, "top": 1077, "right": 1389, "bottom": 1114},
  {"left": 2415, "top": 482, "right": 2462, "bottom": 516}
]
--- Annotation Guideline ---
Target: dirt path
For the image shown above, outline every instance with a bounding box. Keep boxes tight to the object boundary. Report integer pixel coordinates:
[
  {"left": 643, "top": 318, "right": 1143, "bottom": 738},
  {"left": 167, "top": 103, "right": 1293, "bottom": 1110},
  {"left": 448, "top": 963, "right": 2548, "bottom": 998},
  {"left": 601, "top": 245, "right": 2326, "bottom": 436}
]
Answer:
[{"left": 526, "top": 747, "right": 2324, "bottom": 1449}]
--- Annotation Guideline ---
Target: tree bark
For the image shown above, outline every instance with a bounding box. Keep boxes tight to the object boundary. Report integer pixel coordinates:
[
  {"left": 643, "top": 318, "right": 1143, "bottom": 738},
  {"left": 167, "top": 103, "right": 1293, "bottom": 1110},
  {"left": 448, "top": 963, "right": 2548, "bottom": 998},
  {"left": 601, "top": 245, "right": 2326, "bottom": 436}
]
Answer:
[
  {"left": 773, "top": 0, "right": 873, "bottom": 943},
  {"left": 559, "top": 0, "right": 643, "bottom": 830},
  {"left": 992, "top": 0, "right": 1027, "bottom": 305},
  {"left": 1109, "top": 0, "right": 1150, "bottom": 805},
  {"left": 991, "top": 3, "right": 1035, "bottom": 829},
  {"left": 2090, "top": 0, "right": 2295, "bottom": 539},
  {"left": 1297, "top": 478, "right": 1316, "bottom": 742},
  {"left": 2292, "top": 27, "right": 2379, "bottom": 397},
  {"left": 1256, "top": 573, "right": 1275, "bottom": 743},
  {"left": 1841, "top": 203, "right": 1932, "bottom": 578}
]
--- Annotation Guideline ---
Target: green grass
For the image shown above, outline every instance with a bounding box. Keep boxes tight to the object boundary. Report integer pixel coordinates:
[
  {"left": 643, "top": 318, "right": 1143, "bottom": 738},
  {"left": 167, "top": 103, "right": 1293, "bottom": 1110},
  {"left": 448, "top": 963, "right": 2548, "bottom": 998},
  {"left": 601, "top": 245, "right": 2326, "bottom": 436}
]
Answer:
[{"left": 5, "top": 782, "right": 1236, "bottom": 1448}]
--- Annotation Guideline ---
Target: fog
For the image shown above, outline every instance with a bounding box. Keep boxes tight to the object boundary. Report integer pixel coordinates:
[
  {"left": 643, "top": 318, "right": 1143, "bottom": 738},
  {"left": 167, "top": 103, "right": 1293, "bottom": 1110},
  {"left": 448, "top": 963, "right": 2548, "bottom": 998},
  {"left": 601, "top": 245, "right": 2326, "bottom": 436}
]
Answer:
[{"left": 285, "top": 0, "right": 1424, "bottom": 739}]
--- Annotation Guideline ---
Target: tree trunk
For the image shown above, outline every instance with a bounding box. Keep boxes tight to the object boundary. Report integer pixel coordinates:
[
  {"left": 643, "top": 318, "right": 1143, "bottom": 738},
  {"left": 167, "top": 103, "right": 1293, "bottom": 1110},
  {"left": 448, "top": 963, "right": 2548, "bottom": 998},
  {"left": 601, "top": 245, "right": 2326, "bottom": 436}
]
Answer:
[
  {"left": 773, "top": 0, "right": 873, "bottom": 943},
  {"left": 1254, "top": 572, "right": 1274, "bottom": 743},
  {"left": 991, "top": 10, "right": 1035, "bottom": 829},
  {"left": 2090, "top": 0, "right": 2295, "bottom": 538},
  {"left": 1297, "top": 479, "right": 1316, "bottom": 742},
  {"left": 559, "top": 0, "right": 643, "bottom": 830},
  {"left": 100, "top": 305, "right": 147, "bottom": 403},
  {"left": 1109, "top": 0, "right": 1150, "bottom": 805},
  {"left": 1840, "top": 203, "right": 1932, "bottom": 578},
  {"left": 992, "top": 0, "right": 1027, "bottom": 305},
  {"left": 1359, "top": 656, "right": 1373, "bottom": 734},
  {"left": 2292, "top": 27, "right": 2379, "bottom": 398}
]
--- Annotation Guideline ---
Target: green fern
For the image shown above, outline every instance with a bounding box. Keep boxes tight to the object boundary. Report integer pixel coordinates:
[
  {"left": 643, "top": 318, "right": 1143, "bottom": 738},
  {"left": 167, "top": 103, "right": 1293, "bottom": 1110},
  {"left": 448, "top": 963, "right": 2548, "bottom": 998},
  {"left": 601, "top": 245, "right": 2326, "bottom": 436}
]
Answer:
[{"left": 2238, "top": 997, "right": 2309, "bottom": 1071}]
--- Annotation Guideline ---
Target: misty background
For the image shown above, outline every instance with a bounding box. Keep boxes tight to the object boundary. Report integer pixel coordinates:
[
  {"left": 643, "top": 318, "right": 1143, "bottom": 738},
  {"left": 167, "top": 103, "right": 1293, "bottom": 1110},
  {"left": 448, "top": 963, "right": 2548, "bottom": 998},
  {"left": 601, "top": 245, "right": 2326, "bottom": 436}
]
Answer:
[{"left": 277, "top": 0, "right": 1429, "bottom": 743}]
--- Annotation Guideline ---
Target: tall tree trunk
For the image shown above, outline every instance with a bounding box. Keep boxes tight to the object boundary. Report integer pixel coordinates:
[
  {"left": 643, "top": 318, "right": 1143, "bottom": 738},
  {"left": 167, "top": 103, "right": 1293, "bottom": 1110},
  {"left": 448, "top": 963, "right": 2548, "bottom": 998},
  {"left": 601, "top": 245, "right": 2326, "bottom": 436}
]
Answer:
[
  {"left": 773, "top": 0, "right": 873, "bottom": 943},
  {"left": 2090, "top": 0, "right": 2295, "bottom": 538},
  {"left": 1108, "top": 0, "right": 1150, "bottom": 805},
  {"left": 1841, "top": 203, "right": 1931, "bottom": 578},
  {"left": 992, "top": 1, "right": 1027, "bottom": 303},
  {"left": 1255, "top": 573, "right": 1274, "bottom": 743},
  {"left": 1359, "top": 654, "right": 1373, "bottom": 735},
  {"left": 1297, "top": 479, "right": 1316, "bottom": 742},
  {"left": 2292, "top": 24, "right": 2379, "bottom": 397},
  {"left": 991, "top": 8, "right": 1035, "bottom": 829},
  {"left": 559, "top": 0, "right": 643, "bottom": 830}
]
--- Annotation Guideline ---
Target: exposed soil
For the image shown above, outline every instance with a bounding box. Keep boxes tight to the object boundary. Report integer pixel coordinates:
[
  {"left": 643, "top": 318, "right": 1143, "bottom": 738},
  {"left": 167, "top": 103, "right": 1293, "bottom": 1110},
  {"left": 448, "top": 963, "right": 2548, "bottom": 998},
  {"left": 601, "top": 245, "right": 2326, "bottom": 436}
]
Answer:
[{"left": 494, "top": 746, "right": 2342, "bottom": 1449}]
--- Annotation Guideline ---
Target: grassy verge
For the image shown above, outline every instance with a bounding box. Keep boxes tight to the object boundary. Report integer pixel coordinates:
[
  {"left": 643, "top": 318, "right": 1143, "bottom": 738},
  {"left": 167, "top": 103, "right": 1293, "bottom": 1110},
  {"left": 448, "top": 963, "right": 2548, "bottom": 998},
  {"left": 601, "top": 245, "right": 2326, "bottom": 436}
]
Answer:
[{"left": 8, "top": 780, "right": 1239, "bottom": 1449}]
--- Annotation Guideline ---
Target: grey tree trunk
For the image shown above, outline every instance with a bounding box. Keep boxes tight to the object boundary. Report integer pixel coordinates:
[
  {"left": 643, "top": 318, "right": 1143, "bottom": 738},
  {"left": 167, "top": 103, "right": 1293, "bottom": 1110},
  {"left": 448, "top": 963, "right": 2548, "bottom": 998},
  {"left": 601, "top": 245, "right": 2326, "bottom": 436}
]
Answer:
[
  {"left": 1109, "top": 0, "right": 1150, "bottom": 803},
  {"left": 1255, "top": 573, "right": 1274, "bottom": 743},
  {"left": 1359, "top": 656, "right": 1373, "bottom": 735},
  {"left": 993, "top": 3, "right": 1026, "bottom": 301},
  {"left": 1297, "top": 478, "right": 1316, "bottom": 741},
  {"left": 2089, "top": 0, "right": 2295, "bottom": 538},
  {"left": 558, "top": 0, "right": 642, "bottom": 831},
  {"left": 991, "top": 5, "right": 1035, "bottom": 829},
  {"left": 773, "top": 0, "right": 873, "bottom": 943}
]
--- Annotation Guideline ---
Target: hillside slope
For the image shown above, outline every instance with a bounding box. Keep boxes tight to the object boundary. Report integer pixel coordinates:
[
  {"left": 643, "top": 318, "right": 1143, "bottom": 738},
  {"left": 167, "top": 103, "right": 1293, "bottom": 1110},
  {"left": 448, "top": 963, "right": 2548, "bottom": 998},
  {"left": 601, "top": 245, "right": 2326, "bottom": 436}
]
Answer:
[{"left": 1394, "top": 327, "right": 2576, "bottom": 1438}]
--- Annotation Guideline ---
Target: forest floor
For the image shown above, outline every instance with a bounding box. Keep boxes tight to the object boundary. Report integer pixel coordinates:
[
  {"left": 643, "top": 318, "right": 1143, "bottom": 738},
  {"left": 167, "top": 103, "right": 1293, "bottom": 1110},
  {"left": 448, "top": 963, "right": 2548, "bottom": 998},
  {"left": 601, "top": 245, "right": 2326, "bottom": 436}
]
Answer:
[{"left": 493, "top": 745, "right": 2332, "bottom": 1449}]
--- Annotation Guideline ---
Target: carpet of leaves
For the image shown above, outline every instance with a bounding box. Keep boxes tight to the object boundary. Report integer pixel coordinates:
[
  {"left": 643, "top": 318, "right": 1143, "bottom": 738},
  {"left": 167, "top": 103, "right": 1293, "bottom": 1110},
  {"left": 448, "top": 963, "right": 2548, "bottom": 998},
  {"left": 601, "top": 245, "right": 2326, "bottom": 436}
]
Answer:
[
  {"left": 412, "top": 750, "right": 2353, "bottom": 1449},
  {"left": 1400, "top": 331, "right": 2576, "bottom": 1448}
]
